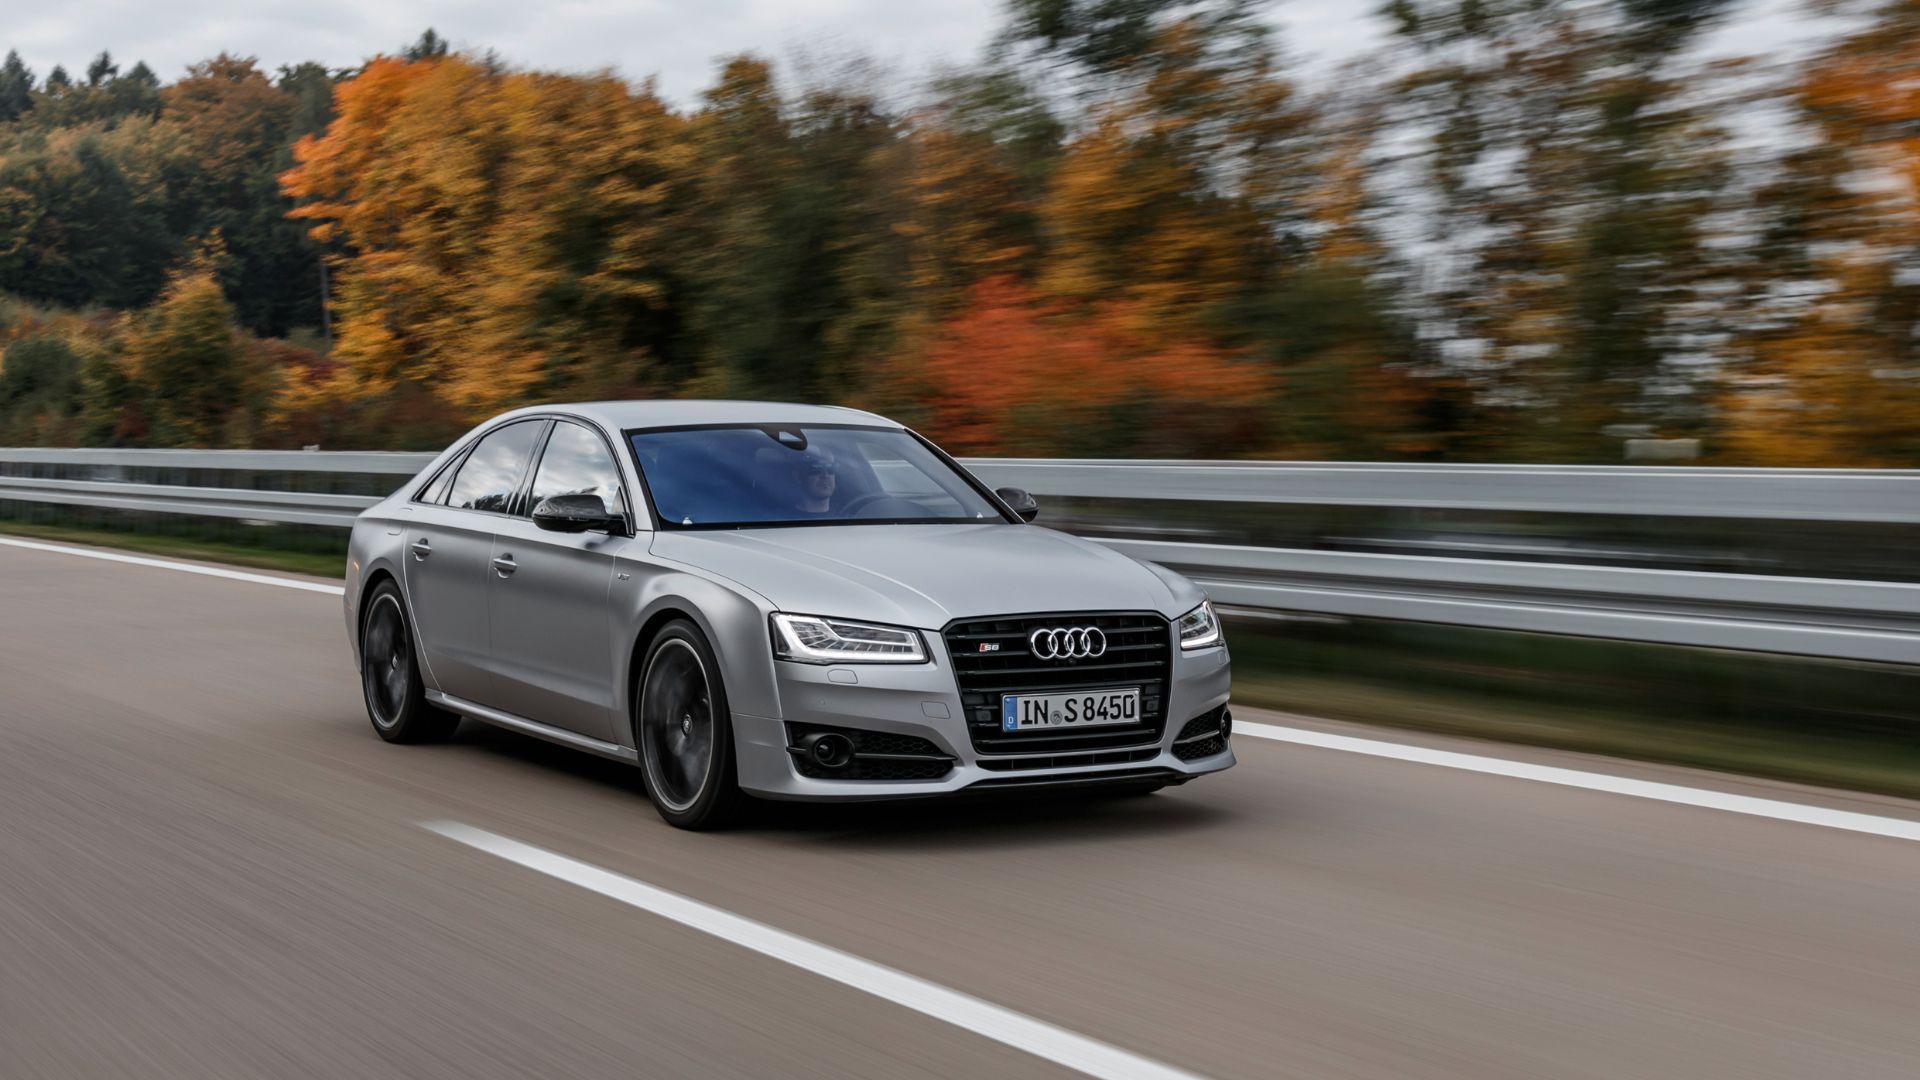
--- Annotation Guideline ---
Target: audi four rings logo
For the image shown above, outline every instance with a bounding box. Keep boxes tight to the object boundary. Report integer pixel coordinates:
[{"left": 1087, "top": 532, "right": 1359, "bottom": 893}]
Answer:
[{"left": 1029, "top": 626, "right": 1107, "bottom": 660}]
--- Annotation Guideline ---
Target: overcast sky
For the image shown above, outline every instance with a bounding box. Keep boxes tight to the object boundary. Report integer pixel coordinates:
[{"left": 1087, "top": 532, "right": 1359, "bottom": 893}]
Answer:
[{"left": 6, "top": 0, "right": 1842, "bottom": 106}]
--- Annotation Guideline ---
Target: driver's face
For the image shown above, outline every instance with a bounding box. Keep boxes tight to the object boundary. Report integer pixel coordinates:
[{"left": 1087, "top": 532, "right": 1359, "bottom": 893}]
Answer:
[{"left": 795, "top": 454, "right": 836, "bottom": 496}]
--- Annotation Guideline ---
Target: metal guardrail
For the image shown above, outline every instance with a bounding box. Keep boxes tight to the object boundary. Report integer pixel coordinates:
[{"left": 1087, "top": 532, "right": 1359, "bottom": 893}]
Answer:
[
  {"left": 974, "top": 459, "right": 1920, "bottom": 523},
  {"left": 4, "top": 448, "right": 1918, "bottom": 664},
  {"left": 1103, "top": 540, "right": 1920, "bottom": 666}
]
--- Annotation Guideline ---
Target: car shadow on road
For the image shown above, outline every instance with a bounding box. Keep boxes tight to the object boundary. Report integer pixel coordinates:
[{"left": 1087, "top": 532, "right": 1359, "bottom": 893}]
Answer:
[
  {"left": 448, "top": 721, "right": 1240, "bottom": 850},
  {"left": 741, "top": 789, "right": 1237, "bottom": 852}
]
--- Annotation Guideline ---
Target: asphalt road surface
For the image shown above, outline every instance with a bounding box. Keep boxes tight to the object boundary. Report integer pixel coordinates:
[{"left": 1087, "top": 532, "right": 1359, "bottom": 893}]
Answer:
[{"left": 3, "top": 538, "right": 1918, "bottom": 1080}]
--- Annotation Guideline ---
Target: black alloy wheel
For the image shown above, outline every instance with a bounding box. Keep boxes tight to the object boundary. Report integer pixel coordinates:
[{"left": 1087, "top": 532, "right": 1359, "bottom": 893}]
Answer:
[
  {"left": 360, "top": 580, "right": 458, "bottom": 744},
  {"left": 637, "top": 620, "right": 745, "bottom": 829}
]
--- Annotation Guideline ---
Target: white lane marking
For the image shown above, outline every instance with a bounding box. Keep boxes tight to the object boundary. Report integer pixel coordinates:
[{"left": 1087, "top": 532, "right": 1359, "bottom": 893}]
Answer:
[
  {"left": 0, "top": 536, "right": 344, "bottom": 595},
  {"left": 423, "top": 821, "right": 1205, "bottom": 1080},
  {"left": 1237, "top": 720, "right": 1920, "bottom": 844}
]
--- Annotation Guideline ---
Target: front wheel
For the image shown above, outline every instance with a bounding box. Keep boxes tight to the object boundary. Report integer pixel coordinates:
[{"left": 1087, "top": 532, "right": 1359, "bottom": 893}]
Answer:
[{"left": 636, "top": 621, "right": 746, "bottom": 830}]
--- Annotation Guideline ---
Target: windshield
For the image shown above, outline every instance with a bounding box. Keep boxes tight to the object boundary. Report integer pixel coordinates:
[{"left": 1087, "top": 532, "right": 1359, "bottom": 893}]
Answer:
[{"left": 628, "top": 425, "right": 1006, "bottom": 529}]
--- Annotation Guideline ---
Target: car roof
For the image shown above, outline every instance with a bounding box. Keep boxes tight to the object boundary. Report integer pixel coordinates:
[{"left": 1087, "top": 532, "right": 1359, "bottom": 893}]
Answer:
[{"left": 487, "top": 399, "right": 899, "bottom": 432}]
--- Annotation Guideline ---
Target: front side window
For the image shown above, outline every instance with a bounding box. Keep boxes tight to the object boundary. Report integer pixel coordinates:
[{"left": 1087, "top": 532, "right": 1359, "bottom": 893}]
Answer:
[
  {"left": 447, "top": 421, "right": 543, "bottom": 515},
  {"left": 531, "top": 421, "right": 627, "bottom": 518},
  {"left": 628, "top": 425, "right": 1004, "bottom": 529}
]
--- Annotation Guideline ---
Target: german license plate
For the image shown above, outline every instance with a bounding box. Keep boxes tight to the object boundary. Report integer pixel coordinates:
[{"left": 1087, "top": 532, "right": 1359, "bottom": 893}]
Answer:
[{"left": 1001, "top": 688, "right": 1141, "bottom": 731}]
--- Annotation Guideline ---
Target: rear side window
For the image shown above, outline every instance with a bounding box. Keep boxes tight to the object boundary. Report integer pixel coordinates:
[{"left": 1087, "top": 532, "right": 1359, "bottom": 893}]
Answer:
[
  {"left": 447, "top": 421, "right": 543, "bottom": 514},
  {"left": 415, "top": 455, "right": 460, "bottom": 504}
]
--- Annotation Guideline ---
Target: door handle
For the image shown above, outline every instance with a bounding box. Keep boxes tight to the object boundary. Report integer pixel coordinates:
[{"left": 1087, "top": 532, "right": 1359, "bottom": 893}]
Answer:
[
  {"left": 491, "top": 554, "right": 517, "bottom": 577},
  {"left": 410, "top": 538, "right": 431, "bottom": 561}
]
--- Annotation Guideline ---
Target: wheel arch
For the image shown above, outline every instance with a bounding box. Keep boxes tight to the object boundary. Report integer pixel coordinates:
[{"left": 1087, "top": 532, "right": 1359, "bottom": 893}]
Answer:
[
  {"left": 352, "top": 562, "right": 438, "bottom": 694},
  {"left": 618, "top": 574, "right": 779, "bottom": 749}
]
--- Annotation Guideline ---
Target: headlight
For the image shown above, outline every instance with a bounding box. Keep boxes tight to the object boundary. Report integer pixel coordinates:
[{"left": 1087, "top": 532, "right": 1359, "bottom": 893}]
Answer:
[
  {"left": 770, "top": 613, "right": 928, "bottom": 664},
  {"left": 1177, "top": 601, "right": 1223, "bottom": 650}
]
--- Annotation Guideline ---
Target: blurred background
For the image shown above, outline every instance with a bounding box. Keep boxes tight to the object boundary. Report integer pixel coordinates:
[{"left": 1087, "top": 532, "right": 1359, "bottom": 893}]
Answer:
[
  {"left": 1, "top": 0, "right": 1916, "bottom": 464},
  {"left": 1, "top": 0, "right": 1917, "bottom": 795}
]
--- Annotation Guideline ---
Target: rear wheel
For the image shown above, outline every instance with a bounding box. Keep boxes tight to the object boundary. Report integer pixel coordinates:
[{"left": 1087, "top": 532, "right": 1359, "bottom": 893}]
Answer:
[
  {"left": 636, "top": 621, "right": 745, "bottom": 830},
  {"left": 360, "top": 580, "right": 459, "bottom": 744}
]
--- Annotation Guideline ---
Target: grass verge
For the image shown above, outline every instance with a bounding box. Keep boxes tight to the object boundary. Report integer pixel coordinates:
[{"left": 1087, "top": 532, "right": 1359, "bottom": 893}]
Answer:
[{"left": 1228, "top": 618, "right": 1920, "bottom": 801}]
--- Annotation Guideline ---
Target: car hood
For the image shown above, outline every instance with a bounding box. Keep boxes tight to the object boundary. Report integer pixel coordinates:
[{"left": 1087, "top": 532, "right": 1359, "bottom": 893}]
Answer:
[{"left": 649, "top": 524, "right": 1198, "bottom": 629}]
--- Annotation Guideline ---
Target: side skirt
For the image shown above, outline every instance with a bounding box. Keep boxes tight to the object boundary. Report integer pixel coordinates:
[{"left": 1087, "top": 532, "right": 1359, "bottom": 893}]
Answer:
[{"left": 426, "top": 689, "right": 639, "bottom": 764}]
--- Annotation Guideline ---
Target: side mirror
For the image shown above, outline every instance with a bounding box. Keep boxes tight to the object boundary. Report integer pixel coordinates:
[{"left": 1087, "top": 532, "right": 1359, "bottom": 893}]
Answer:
[
  {"left": 995, "top": 486, "right": 1040, "bottom": 523},
  {"left": 533, "top": 493, "right": 625, "bottom": 535}
]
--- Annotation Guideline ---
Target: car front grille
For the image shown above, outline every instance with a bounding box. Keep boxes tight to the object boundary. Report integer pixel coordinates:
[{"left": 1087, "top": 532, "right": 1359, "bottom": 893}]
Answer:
[{"left": 943, "top": 611, "right": 1172, "bottom": 755}]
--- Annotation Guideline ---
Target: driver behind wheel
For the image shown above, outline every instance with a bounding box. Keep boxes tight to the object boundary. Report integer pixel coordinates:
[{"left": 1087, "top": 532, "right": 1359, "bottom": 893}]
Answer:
[{"left": 787, "top": 449, "right": 838, "bottom": 516}]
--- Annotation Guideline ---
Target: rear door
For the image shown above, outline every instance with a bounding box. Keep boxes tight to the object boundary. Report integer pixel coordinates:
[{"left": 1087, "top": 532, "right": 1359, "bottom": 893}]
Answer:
[
  {"left": 404, "top": 419, "right": 546, "bottom": 706},
  {"left": 486, "top": 420, "right": 634, "bottom": 741}
]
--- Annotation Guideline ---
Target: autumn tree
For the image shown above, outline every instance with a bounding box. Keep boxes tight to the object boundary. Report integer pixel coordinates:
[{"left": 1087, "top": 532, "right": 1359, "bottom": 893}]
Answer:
[
  {"left": 676, "top": 57, "right": 916, "bottom": 400},
  {"left": 121, "top": 256, "right": 261, "bottom": 446},
  {"left": 0, "top": 334, "right": 84, "bottom": 442},
  {"left": 26, "top": 52, "right": 160, "bottom": 128},
  {"left": 281, "top": 54, "right": 687, "bottom": 435},
  {"left": 1032, "top": 16, "right": 1310, "bottom": 340},
  {"left": 1387, "top": 0, "right": 1736, "bottom": 460},
  {"left": 162, "top": 55, "right": 321, "bottom": 334},
  {"left": 0, "top": 118, "right": 187, "bottom": 309},
  {"left": 919, "top": 276, "right": 1269, "bottom": 456},
  {"left": 896, "top": 70, "right": 1056, "bottom": 306},
  {"left": 1717, "top": 0, "right": 1920, "bottom": 465}
]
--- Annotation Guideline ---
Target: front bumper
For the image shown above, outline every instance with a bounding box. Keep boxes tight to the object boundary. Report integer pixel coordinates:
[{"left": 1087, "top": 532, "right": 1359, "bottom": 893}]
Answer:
[{"left": 732, "top": 636, "right": 1234, "bottom": 801}]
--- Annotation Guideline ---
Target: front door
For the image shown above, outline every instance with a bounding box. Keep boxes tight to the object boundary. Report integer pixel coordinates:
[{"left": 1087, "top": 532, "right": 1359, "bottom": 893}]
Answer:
[{"left": 485, "top": 420, "right": 635, "bottom": 741}]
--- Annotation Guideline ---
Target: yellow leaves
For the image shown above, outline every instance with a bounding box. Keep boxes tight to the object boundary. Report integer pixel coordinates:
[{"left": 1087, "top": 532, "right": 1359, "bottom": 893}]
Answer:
[
  {"left": 896, "top": 121, "right": 1034, "bottom": 298},
  {"left": 1718, "top": 258, "right": 1920, "bottom": 467},
  {"left": 1800, "top": 13, "right": 1920, "bottom": 242},
  {"left": 1032, "top": 17, "right": 1302, "bottom": 341},
  {"left": 279, "top": 55, "right": 682, "bottom": 423},
  {"left": 1717, "top": 7, "right": 1920, "bottom": 466}
]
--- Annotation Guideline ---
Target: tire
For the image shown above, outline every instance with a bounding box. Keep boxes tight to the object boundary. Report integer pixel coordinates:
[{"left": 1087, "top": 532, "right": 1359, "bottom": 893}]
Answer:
[
  {"left": 359, "top": 579, "right": 459, "bottom": 744},
  {"left": 635, "top": 620, "right": 746, "bottom": 830}
]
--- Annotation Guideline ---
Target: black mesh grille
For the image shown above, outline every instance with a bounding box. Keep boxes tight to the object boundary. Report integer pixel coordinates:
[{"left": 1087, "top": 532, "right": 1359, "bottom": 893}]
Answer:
[
  {"left": 944, "top": 612, "right": 1172, "bottom": 755},
  {"left": 1172, "top": 707, "right": 1229, "bottom": 761},
  {"left": 786, "top": 722, "right": 956, "bottom": 781}
]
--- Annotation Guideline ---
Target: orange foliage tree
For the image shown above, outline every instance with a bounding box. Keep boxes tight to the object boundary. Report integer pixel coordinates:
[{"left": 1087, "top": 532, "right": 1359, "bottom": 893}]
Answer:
[
  {"left": 918, "top": 276, "right": 1271, "bottom": 457},
  {"left": 1036, "top": 20, "right": 1309, "bottom": 340},
  {"left": 280, "top": 56, "right": 685, "bottom": 439},
  {"left": 1718, "top": 1, "right": 1920, "bottom": 465}
]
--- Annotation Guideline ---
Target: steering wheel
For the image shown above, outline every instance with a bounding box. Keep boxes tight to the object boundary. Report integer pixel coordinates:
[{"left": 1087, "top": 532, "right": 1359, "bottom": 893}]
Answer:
[{"left": 837, "top": 491, "right": 896, "bottom": 517}]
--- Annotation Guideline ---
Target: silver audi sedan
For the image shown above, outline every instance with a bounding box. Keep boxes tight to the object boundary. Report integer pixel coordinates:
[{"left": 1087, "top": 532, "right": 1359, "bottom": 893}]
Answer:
[{"left": 345, "top": 401, "right": 1234, "bottom": 828}]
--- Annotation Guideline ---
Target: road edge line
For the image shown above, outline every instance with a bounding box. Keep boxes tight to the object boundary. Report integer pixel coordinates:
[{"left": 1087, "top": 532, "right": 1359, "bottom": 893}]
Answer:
[
  {"left": 0, "top": 536, "right": 344, "bottom": 596},
  {"left": 1237, "top": 720, "right": 1920, "bottom": 843}
]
